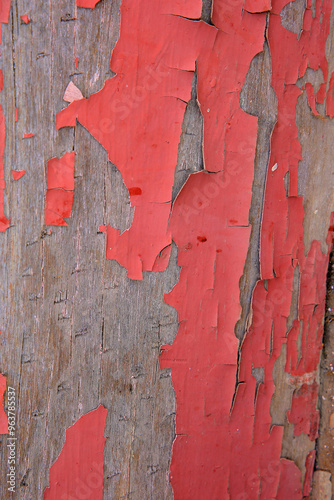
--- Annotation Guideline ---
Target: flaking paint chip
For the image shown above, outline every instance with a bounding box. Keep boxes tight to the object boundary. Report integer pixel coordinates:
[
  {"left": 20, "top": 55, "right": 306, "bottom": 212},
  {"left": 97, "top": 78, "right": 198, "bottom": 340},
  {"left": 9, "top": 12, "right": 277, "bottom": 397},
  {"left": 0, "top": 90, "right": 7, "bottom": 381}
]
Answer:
[
  {"left": 272, "top": 163, "right": 278, "bottom": 172},
  {"left": 63, "top": 81, "right": 83, "bottom": 103}
]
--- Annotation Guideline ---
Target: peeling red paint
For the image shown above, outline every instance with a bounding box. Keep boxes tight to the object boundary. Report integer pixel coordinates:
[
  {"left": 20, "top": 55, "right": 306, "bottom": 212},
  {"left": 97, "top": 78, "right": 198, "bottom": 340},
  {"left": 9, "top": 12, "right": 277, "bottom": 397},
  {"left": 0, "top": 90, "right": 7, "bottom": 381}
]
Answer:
[
  {"left": 51, "top": 0, "right": 333, "bottom": 496},
  {"left": 43, "top": 405, "right": 107, "bottom": 500},
  {"left": 14, "top": 107, "right": 18, "bottom": 122},
  {"left": 0, "top": 373, "right": 8, "bottom": 434},
  {"left": 11, "top": 170, "right": 25, "bottom": 180},
  {"left": 56, "top": 0, "right": 215, "bottom": 279},
  {"left": 45, "top": 152, "right": 75, "bottom": 226},
  {"left": 74, "top": 57, "right": 79, "bottom": 69},
  {"left": 159, "top": 0, "right": 333, "bottom": 497},
  {"left": 159, "top": 0, "right": 268, "bottom": 496},
  {"left": 23, "top": 132, "right": 34, "bottom": 139}
]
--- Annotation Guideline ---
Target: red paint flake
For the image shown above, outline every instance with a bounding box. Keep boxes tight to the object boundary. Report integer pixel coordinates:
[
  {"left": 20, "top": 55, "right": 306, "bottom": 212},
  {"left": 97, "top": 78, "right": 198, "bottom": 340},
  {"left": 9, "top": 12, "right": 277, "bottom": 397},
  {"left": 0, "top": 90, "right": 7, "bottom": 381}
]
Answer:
[
  {"left": 0, "top": 69, "right": 3, "bottom": 92},
  {"left": 15, "top": 108, "right": 18, "bottom": 122},
  {"left": 43, "top": 405, "right": 107, "bottom": 500},
  {"left": 23, "top": 132, "right": 34, "bottom": 139},
  {"left": 0, "top": 373, "right": 8, "bottom": 434},
  {"left": 75, "top": 57, "right": 79, "bottom": 69},
  {"left": 76, "top": 0, "right": 101, "bottom": 8},
  {"left": 12, "top": 170, "right": 25, "bottom": 180},
  {"left": 303, "top": 450, "right": 316, "bottom": 497},
  {"left": 45, "top": 152, "right": 75, "bottom": 226},
  {"left": 276, "top": 459, "right": 303, "bottom": 500},
  {"left": 20, "top": 14, "right": 30, "bottom": 24},
  {"left": 57, "top": 0, "right": 214, "bottom": 279}
]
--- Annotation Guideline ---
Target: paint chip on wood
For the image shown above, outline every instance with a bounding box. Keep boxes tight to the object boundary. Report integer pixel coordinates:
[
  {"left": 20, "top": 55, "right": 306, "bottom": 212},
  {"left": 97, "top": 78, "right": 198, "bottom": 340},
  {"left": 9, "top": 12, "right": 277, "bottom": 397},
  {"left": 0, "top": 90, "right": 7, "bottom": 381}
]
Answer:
[{"left": 63, "top": 81, "right": 83, "bottom": 103}]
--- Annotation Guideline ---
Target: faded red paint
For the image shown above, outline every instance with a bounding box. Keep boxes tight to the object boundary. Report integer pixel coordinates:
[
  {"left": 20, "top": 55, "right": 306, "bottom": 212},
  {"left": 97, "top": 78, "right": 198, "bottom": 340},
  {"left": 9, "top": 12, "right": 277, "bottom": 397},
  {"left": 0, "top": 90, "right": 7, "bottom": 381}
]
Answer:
[
  {"left": 0, "top": 373, "right": 8, "bottom": 434},
  {"left": 43, "top": 405, "right": 107, "bottom": 500},
  {"left": 11, "top": 170, "right": 25, "bottom": 180},
  {"left": 45, "top": 152, "right": 75, "bottom": 226},
  {"left": 57, "top": 0, "right": 215, "bottom": 279}
]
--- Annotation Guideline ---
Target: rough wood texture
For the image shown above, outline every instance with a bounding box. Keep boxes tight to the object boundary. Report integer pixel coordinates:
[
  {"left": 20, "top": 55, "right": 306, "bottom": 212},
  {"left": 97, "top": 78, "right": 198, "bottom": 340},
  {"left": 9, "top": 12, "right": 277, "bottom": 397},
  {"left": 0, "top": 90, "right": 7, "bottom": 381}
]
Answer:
[{"left": 0, "top": 0, "right": 333, "bottom": 498}]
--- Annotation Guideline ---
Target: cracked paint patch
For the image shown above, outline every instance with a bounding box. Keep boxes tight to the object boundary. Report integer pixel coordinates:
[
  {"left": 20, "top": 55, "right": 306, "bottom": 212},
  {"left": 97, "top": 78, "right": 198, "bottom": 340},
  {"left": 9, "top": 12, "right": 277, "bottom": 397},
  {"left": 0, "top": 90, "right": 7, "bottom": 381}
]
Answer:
[
  {"left": 44, "top": 152, "right": 75, "bottom": 226},
  {"left": 160, "top": 0, "right": 267, "bottom": 496},
  {"left": 0, "top": 373, "right": 8, "bottom": 434},
  {"left": 56, "top": 0, "right": 216, "bottom": 279},
  {"left": 51, "top": 0, "right": 333, "bottom": 496},
  {"left": 43, "top": 405, "right": 107, "bottom": 500}
]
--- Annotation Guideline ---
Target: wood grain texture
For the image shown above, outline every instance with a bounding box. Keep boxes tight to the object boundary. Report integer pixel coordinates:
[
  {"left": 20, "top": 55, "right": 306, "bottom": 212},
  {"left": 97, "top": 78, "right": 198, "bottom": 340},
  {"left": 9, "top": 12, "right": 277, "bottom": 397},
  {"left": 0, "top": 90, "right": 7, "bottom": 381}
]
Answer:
[{"left": 0, "top": 0, "right": 333, "bottom": 498}]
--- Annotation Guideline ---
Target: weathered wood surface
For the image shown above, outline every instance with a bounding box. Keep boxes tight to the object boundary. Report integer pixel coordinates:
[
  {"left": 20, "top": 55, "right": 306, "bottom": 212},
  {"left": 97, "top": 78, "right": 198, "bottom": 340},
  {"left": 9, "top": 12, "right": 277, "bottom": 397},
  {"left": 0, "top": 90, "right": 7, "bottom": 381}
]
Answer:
[{"left": 0, "top": 0, "right": 333, "bottom": 498}]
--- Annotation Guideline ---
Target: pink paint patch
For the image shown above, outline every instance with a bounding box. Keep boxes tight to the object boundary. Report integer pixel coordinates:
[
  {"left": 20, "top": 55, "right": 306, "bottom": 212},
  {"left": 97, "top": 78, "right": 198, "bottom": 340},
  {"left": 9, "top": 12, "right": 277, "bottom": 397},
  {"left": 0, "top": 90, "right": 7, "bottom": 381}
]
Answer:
[
  {"left": 12, "top": 170, "right": 25, "bottom": 180},
  {"left": 43, "top": 405, "right": 107, "bottom": 500},
  {"left": 0, "top": 373, "right": 8, "bottom": 434}
]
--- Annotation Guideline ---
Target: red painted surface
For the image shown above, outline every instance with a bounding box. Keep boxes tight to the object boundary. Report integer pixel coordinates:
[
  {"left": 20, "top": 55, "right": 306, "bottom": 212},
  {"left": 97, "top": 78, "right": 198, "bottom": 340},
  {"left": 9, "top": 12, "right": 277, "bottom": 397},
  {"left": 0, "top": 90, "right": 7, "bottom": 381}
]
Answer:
[
  {"left": 43, "top": 405, "right": 107, "bottom": 500},
  {"left": 20, "top": 14, "right": 30, "bottom": 24},
  {"left": 14, "top": 107, "right": 18, "bottom": 122},
  {"left": 74, "top": 57, "right": 79, "bottom": 69},
  {"left": 161, "top": 0, "right": 333, "bottom": 497},
  {"left": 0, "top": 373, "right": 8, "bottom": 434},
  {"left": 12, "top": 170, "right": 25, "bottom": 180},
  {"left": 57, "top": 0, "right": 215, "bottom": 279},
  {"left": 23, "top": 132, "right": 34, "bottom": 138},
  {"left": 45, "top": 152, "right": 75, "bottom": 226},
  {"left": 77, "top": 0, "right": 101, "bottom": 8},
  {"left": 52, "top": 0, "right": 333, "bottom": 497}
]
